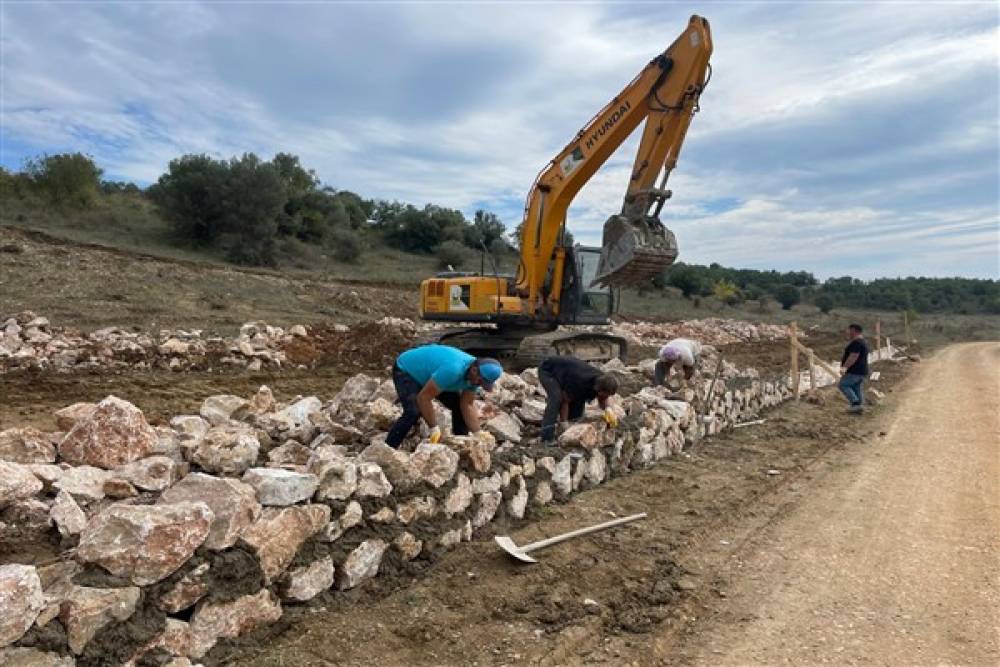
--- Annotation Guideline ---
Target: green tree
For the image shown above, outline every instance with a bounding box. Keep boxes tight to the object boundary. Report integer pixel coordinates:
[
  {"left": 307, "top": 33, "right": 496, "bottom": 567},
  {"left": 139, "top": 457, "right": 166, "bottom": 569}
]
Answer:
[
  {"left": 774, "top": 284, "right": 801, "bottom": 310},
  {"left": 221, "top": 154, "right": 285, "bottom": 266},
  {"left": 712, "top": 279, "right": 741, "bottom": 305},
  {"left": 24, "top": 153, "right": 103, "bottom": 208},
  {"left": 464, "top": 209, "right": 507, "bottom": 248},
  {"left": 665, "top": 264, "right": 709, "bottom": 298},
  {"left": 815, "top": 294, "right": 835, "bottom": 313},
  {"left": 150, "top": 154, "right": 230, "bottom": 244},
  {"left": 435, "top": 240, "right": 467, "bottom": 269},
  {"left": 331, "top": 227, "right": 363, "bottom": 262}
]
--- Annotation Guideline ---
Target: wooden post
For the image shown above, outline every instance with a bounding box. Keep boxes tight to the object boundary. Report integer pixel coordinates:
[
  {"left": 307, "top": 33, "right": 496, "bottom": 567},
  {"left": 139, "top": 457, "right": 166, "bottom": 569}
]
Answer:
[
  {"left": 789, "top": 322, "right": 800, "bottom": 401},
  {"left": 875, "top": 320, "right": 881, "bottom": 358},
  {"left": 808, "top": 349, "right": 816, "bottom": 394},
  {"left": 903, "top": 311, "right": 911, "bottom": 343}
]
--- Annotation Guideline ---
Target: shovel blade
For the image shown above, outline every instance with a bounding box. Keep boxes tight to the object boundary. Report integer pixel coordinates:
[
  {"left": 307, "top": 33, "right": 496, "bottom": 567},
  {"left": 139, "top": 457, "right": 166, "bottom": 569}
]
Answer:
[{"left": 494, "top": 535, "right": 537, "bottom": 564}]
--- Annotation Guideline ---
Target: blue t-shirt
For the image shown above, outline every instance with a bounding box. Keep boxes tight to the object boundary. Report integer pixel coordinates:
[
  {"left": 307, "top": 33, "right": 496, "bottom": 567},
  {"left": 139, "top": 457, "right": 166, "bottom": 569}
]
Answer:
[{"left": 397, "top": 345, "right": 476, "bottom": 393}]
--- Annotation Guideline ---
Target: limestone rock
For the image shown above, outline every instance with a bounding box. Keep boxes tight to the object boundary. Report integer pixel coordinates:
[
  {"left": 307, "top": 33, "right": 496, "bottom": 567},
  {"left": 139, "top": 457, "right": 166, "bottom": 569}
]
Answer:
[
  {"left": 152, "top": 426, "right": 184, "bottom": 462},
  {"left": 242, "top": 468, "right": 318, "bottom": 506},
  {"left": 0, "top": 564, "right": 44, "bottom": 647},
  {"left": 0, "top": 647, "right": 75, "bottom": 666},
  {"left": 472, "top": 472, "right": 502, "bottom": 495},
  {"left": 266, "top": 441, "right": 312, "bottom": 467},
  {"left": 558, "top": 423, "right": 600, "bottom": 450},
  {"left": 314, "top": 459, "right": 358, "bottom": 501},
  {"left": 126, "top": 617, "right": 191, "bottom": 665},
  {"left": 515, "top": 398, "right": 546, "bottom": 424},
  {"left": 50, "top": 490, "right": 87, "bottom": 537},
  {"left": 190, "top": 426, "right": 260, "bottom": 475},
  {"left": 393, "top": 532, "right": 422, "bottom": 560},
  {"left": 507, "top": 476, "right": 529, "bottom": 519},
  {"left": 157, "top": 562, "right": 210, "bottom": 613},
  {"left": 473, "top": 491, "right": 503, "bottom": 529},
  {"left": 333, "top": 373, "right": 380, "bottom": 406},
  {"left": 486, "top": 413, "right": 522, "bottom": 444},
  {"left": 0, "top": 427, "right": 56, "bottom": 464},
  {"left": 364, "top": 398, "right": 401, "bottom": 430},
  {"left": 102, "top": 477, "right": 138, "bottom": 499},
  {"left": 587, "top": 449, "right": 607, "bottom": 485},
  {"left": 276, "top": 396, "right": 323, "bottom": 432},
  {"left": 159, "top": 473, "right": 261, "bottom": 550},
  {"left": 58, "top": 396, "right": 156, "bottom": 469},
  {"left": 397, "top": 496, "right": 437, "bottom": 524},
  {"left": 199, "top": 395, "right": 249, "bottom": 426},
  {"left": 188, "top": 589, "right": 282, "bottom": 659},
  {"left": 534, "top": 481, "right": 553, "bottom": 506},
  {"left": 169, "top": 415, "right": 210, "bottom": 443},
  {"left": 281, "top": 557, "right": 335, "bottom": 602},
  {"left": 572, "top": 457, "right": 587, "bottom": 491},
  {"left": 320, "top": 500, "right": 364, "bottom": 542},
  {"left": 114, "top": 455, "right": 180, "bottom": 491},
  {"left": 359, "top": 443, "right": 419, "bottom": 489},
  {"left": 445, "top": 473, "right": 473, "bottom": 516},
  {"left": 0, "top": 461, "right": 43, "bottom": 507},
  {"left": 60, "top": 585, "right": 140, "bottom": 654},
  {"left": 240, "top": 504, "right": 330, "bottom": 584},
  {"left": 552, "top": 455, "right": 573, "bottom": 495},
  {"left": 317, "top": 419, "right": 364, "bottom": 445},
  {"left": 336, "top": 539, "right": 387, "bottom": 590},
  {"left": 53, "top": 465, "right": 109, "bottom": 502},
  {"left": 355, "top": 462, "right": 393, "bottom": 498},
  {"left": 446, "top": 436, "right": 492, "bottom": 473},
  {"left": 25, "top": 464, "right": 63, "bottom": 490},
  {"left": 248, "top": 385, "right": 275, "bottom": 415},
  {"left": 77, "top": 502, "right": 214, "bottom": 585},
  {"left": 410, "top": 442, "right": 459, "bottom": 488},
  {"left": 54, "top": 402, "right": 97, "bottom": 431}
]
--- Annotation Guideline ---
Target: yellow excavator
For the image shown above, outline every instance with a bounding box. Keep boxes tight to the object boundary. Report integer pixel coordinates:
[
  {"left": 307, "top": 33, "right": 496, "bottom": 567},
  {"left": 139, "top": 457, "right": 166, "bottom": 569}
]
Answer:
[{"left": 419, "top": 15, "right": 713, "bottom": 366}]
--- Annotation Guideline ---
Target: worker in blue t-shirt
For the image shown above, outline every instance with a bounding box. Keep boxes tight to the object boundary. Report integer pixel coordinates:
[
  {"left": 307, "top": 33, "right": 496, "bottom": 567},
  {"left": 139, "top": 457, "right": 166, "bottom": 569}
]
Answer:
[{"left": 386, "top": 344, "right": 503, "bottom": 448}]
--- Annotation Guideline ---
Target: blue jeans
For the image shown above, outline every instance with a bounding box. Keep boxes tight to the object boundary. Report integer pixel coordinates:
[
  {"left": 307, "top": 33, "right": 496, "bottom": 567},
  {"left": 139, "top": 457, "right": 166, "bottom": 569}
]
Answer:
[
  {"left": 385, "top": 364, "right": 469, "bottom": 448},
  {"left": 838, "top": 373, "right": 865, "bottom": 406}
]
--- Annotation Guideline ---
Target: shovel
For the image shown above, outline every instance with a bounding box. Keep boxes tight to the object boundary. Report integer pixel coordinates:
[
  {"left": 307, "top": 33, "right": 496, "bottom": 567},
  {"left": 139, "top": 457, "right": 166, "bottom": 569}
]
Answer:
[{"left": 495, "top": 512, "right": 647, "bottom": 564}]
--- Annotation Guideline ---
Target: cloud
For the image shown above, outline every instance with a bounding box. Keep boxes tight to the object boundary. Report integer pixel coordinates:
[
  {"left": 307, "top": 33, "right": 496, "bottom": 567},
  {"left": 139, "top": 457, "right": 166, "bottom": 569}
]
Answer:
[{"left": 1, "top": 1, "right": 996, "bottom": 279}]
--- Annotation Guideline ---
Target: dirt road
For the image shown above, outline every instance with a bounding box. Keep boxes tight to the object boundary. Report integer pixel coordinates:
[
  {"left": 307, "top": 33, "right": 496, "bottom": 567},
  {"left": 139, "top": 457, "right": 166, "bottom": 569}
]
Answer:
[
  {"left": 229, "top": 344, "right": 998, "bottom": 667},
  {"left": 674, "top": 341, "right": 1000, "bottom": 665}
]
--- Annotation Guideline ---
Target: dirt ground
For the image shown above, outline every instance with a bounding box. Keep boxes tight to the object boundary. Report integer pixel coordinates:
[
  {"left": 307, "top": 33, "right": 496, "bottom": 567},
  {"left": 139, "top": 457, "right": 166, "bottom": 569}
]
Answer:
[{"left": 215, "top": 346, "right": 1000, "bottom": 667}]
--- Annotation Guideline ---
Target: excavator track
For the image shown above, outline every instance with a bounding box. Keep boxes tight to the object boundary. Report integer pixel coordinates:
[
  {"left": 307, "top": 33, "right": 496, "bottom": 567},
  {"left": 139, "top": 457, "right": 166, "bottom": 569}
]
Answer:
[{"left": 422, "top": 327, "right": 627, "bottom": 371}]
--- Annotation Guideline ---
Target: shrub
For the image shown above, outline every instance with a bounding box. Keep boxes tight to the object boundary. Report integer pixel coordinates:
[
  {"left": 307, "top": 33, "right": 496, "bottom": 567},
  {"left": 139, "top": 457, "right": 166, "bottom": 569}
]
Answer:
[
  {"left": 435, "top": 240, "right": 466, "bottom": 270},
  {"left": 774, "top": 284, "right": 801, "bottom": 310},
  {"left": 815, "top": 294, "right": 835, "bottom": 313},
  {"left": 331, "top": 228, "right": 363, "bottom": 262},
  {"left": 712, "top": 279, "right": 741, "bottom": 306},
  {"left": 24, "top": 153, "right": 103, "bottom": 208}
]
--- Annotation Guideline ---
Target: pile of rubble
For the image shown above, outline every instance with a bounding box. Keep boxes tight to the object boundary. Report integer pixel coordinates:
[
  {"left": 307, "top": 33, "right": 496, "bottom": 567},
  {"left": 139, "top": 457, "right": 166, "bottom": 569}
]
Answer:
[
  {"left": 0, "top": 353, "right": 790, "bottom": 665},
  {"left": 606, "top": 318, "right": 793, "bottom": 348},
  {"left": 0, "top": 313, "right": 327, "bottom": 375}
]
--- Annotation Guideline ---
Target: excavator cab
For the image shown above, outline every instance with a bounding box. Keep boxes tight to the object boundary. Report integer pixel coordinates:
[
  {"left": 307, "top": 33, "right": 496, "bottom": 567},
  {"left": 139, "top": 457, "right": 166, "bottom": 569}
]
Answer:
[{"left": 559, "top": 245, "right": 615, "bottom": 325}]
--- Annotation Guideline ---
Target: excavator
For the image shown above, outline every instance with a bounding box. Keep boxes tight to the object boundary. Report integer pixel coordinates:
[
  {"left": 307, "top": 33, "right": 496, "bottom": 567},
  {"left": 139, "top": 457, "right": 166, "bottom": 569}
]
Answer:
[{"left": 419, "top": 15, "right": 713, "bottom": 367}]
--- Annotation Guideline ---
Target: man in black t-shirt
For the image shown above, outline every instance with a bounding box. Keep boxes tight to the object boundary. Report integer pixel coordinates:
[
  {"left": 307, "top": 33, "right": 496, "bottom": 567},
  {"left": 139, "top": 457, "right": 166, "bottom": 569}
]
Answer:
[
  {"left": 538, "top": 356, "right": 620, "bottom": 442},
  {"left": 839, "top": 323, "right": 870, "bottom": 414}
]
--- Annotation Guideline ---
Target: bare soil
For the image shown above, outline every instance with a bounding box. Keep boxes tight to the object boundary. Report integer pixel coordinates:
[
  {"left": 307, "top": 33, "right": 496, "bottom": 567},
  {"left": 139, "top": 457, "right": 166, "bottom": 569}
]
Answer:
[{"left": 221, "top": 346, "right": 998, "bottom": 667}]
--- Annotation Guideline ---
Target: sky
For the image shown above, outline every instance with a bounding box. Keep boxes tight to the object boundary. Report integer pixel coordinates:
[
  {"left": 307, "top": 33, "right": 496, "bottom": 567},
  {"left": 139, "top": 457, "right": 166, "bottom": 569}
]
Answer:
[{"left": 1, "top": 1, "right": 998, "bottom": 280}]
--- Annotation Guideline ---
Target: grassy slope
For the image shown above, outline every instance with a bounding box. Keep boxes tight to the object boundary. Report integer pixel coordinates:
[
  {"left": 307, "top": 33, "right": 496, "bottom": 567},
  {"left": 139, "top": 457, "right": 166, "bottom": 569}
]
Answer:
[{"left": 2, "top": 195, "right": 997, "bottom": 346}]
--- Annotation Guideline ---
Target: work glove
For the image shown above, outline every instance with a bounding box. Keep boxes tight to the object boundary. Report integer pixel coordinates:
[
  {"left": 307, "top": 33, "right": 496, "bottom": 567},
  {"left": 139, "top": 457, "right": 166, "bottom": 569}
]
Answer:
[
  {"left": 603, "top": 407, "right": 619, "bottom": 428},
  {"left": 429, "top": 426, "right": 442, "bottom": 444}
]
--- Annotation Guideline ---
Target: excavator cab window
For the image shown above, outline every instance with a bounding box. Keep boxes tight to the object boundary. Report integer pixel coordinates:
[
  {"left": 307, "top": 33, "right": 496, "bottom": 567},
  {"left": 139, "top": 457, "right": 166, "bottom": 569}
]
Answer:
[{"left": 560, "top": 245, "right": 613, "bottom": 325}]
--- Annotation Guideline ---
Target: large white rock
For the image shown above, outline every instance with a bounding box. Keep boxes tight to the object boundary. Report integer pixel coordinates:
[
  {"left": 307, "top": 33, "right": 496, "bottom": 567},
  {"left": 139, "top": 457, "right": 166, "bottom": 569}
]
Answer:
[
  {"left": 558, "top": 423, "right": 600, "bottom": 450},
  {"left": 169, "top": 415, "right": 210, "bottom": 443},
  {"left": 336, "top": 539, "right": 387, "bottom": 590},
  {"left": 314, "top": 459, "right": 358, "bottom": 501},
  {"left": 199, "top": 395, "right": 249, "bottom": 426},
  {"left": 158, "top": 473, "right": 261, "bottom": 550},
  {"left": 58, "top": 396, "right": 156, "bottom": 469},
  {"left": 359, "top": 443, "right": 419, "bottom": 489},
  {"left": 0, "top": 461, "right": 43, "bottom": 507},
  {"left": 486, "top": 413, "right": 522, "bottom": 444},
  {"left": 50, "top": 490, "right": 87, "bottom": 537},
  {"left": 410, "top": 442, "right": 459, "bottom": 488},
  {"left": 242, "top": 468, "right": 319, "bottom": 506},
  {"left": 506, "top": 476, "right": 529, "bottom": 520},
  {"left": 473, "top": 491, "right": 503, "bottom": 529},
  {"left": 188, "top": 589, "right": 282, "bottom": 659},
  {"left": 77, "top": 502, "right": 214, "bottom": 585},
  {"left": 332, "top": 373, "right": 380, "bottom": 406},
  {"left": 190, "top": 426, "right": 260, "bottom": 475},
  {"left": 281, "top": 557, "right": 335, "bottom": 602},
  {"left": 60, "top": 584, "right": 140, "bottom": 654},
  {"left": 445, "top": 473, "right": 473, "bottom": 516},
  {"left": 552, "top": 455, "right": 573, "bottom": 495},
  {"left": 114, "top": 455, "right": 181, "bottom": 491},
  {"left": 0, "top": 647, "right": 75, "bottom": 666},
  {"left": 52, "top": 465, "right": 110, "bottom": 502},
  {"left": 240, "top": 505, "right": 330, "bottom": 584},
  {"left": 0, "top": 427, "right": 56, "bottom": 464},
  {"left": 355, "top": 462, "right": 393, "bottom": 498},
  {"left": 0, "top": 564, "right": 45, "bottom": 647}
]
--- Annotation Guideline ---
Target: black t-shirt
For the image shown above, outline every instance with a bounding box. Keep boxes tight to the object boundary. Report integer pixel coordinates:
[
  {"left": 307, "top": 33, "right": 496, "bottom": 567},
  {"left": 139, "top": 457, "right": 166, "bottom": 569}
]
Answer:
[
  {"left": 841, "top": 338, "right": 869, "bottom": 376},
  {"left": 539, "top": 357, "right": 600, "bottom": 403}
]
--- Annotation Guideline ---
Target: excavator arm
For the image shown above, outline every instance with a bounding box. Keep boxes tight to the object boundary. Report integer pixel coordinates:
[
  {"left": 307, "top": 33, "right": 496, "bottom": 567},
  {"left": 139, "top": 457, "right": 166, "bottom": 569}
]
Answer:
[{"left": 516, "top": 15, "right": 712, "bottom": 313}]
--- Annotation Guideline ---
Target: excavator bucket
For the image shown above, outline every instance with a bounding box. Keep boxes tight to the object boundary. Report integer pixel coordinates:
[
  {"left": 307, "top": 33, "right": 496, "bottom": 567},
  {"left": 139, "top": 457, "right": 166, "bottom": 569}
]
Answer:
[{"left": 592, "top": 215, "right": 679, "bottom": 288}]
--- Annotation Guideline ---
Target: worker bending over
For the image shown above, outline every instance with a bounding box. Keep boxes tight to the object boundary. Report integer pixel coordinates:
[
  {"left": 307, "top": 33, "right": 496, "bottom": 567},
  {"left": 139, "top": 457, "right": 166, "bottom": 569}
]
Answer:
[
  {"left": 538, "top": 356, "right": 620, "bottom": 443},
  {"left": 654, "top": 338, "right": 702, "bottom": 387},
  {"left": 386, "top": 344, "right": 503, "bottom": 448}
]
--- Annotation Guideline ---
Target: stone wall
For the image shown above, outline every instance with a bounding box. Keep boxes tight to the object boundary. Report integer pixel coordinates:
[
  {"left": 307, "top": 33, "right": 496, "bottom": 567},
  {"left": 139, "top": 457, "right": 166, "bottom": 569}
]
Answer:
[{"left": 0, "top": 352, "right": 797, "bottom": 666}]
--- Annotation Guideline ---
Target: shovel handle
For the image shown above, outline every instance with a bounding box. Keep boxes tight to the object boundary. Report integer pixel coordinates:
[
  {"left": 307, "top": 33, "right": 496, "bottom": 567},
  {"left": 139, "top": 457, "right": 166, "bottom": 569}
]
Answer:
[{"left": 521, "top": 512, "right": 647, "bottom": 553}]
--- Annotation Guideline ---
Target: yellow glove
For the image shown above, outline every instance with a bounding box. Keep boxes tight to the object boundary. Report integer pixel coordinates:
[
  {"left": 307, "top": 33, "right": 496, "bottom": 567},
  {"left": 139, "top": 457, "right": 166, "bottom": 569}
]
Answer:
[
  {"left": 429, "top": 426, "right": 442, "bottom": 444},
  {"left": 603, "top": 407, "right": 619, "bottom": 428}
]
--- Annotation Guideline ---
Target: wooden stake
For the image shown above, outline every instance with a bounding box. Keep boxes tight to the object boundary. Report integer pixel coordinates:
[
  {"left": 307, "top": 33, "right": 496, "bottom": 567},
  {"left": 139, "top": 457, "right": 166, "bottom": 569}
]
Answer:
[
  {"left": 875, "top": 320, "right": 881, "bottom": 357},
  {"left": 791, "top": 338, "right": 840, "bottom": 379},
  {"left": 790, "top": 322, "right": 800, "bottom": 401},
  {"left": 808, "top": 349, "right": 816, "bottom": 394}
]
